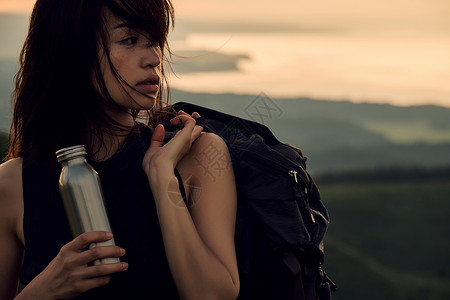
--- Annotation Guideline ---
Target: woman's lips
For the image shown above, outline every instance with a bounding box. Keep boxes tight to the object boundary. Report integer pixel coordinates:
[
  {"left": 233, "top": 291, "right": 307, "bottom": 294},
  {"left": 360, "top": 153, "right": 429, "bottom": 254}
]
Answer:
[
  {"left": 136, "top": 74, "right": 159, "bottom": 94},
  {"left": 136, "top": 81, "right": 159, "bottom": 93}
]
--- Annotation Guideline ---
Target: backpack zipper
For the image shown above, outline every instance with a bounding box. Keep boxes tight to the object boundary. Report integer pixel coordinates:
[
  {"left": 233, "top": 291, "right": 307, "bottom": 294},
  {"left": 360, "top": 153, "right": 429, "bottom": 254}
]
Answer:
[
  {"left": 289, "top": 170, "right": 299, "bottom": 183},
  {"left": 234, "top": 143, "right": 309, "bottom": 185},
  {"left": 288, "top": 170, "right": 308, "bottom": 195},
  {"left": 238, "top": 145, "right": 311, "bottom": 198},
  {"left": 288, "top": 171, "right": 315, "bottom": 223},
  {"left": 233, "top": 142, "right": 310, "bottom": 194},
  {"left": 245, "top": 151, "right": 316, "bottom": 224}
]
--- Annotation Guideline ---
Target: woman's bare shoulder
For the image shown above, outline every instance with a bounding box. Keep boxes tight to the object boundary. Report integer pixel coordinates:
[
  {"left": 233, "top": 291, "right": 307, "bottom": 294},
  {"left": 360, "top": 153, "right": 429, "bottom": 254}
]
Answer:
[
  {"left": 179, "top": 131, "right": 233, "bottom": 181},
  {"left": 190, "top": 132, "right": 228, "bottom": 156},
  {"left": 0, "top": 158, "right": 23, "bottom": 204},
  {"left": 0, "top": 157, "right": 23, "bottom": 181},
  {"left": 176, "top": 131, "right": 231, "bottom": 184}
]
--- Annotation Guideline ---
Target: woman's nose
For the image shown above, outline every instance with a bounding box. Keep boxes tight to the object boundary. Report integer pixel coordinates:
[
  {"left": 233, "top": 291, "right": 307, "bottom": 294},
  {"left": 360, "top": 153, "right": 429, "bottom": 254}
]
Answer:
[{"left": 142, "top": 44, "right": 161, "bottom": 68}]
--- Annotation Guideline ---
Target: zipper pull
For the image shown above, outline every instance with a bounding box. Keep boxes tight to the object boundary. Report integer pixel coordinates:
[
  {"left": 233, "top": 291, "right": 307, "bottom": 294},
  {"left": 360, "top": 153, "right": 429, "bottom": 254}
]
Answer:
[
  {"left": 289, "top": 169, "right": 308, "bottom": 195},
  {"left": 289, "top": 170, "right": 298, "bottom": 183}
]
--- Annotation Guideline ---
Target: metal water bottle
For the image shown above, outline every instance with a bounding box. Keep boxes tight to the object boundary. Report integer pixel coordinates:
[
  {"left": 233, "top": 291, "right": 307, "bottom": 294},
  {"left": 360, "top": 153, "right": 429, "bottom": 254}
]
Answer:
[{"left": 56, "top": 145, "right": 120, "bottom": 265}]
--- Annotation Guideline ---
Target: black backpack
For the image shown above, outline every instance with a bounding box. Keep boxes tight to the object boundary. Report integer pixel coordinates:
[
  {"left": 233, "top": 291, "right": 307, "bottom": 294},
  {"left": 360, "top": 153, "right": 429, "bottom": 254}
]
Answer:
[{"left": 167, "top": 102, "right": 336, "bottom": 299}]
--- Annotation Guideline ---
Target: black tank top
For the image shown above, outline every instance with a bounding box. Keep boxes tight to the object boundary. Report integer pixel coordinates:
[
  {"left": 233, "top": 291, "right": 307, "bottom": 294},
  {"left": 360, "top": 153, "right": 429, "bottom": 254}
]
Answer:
[{"left": 20, "top": 124, "right": 180, "bottom": 299}]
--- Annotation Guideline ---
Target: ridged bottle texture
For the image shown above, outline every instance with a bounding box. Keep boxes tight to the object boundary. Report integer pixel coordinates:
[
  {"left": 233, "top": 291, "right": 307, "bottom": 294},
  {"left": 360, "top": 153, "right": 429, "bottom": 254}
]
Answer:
[{"left": 56, "top": 145, "right": 120, "bottom": 265}]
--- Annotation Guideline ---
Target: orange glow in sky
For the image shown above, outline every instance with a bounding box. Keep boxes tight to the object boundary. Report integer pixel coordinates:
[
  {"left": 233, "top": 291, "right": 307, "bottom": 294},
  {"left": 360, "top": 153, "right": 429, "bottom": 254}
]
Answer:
[
  {"left": 0, "top": 0, "right": 35, "bottom": 13},
  {"left": 2, "top": 0, "right": 449, "bottom": 19},
  {"left": 1, "top": 0, "right": 449, "bottom": 107}
]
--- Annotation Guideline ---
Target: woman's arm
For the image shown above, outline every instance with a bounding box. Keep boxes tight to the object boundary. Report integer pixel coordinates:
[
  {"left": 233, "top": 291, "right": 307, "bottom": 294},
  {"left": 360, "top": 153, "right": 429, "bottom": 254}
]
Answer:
[
  {"left": 0, "top": 159, "right": 24, "bottom": 300},
  {"left": 143, "top": 113, "right": 240, "bottom": 300}
]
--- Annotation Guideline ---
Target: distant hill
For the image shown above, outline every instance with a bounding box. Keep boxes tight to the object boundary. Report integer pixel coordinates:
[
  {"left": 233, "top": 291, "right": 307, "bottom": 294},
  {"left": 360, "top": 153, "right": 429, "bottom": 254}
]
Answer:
[
  {"left": 171, "top": 89, "right": 450, "bottom": 143},
  {"left": 171, "top": 89, "right": 450, "bottom": 175},
  {"left": 2, "top": 61, "right": 450, "bottom": 174}
]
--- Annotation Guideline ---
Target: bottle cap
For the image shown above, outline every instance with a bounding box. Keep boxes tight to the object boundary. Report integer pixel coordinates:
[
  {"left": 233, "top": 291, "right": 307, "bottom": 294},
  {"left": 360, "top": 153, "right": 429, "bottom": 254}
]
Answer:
[{"left": 55, "top": 145, "right": 87, "bottom": 162}]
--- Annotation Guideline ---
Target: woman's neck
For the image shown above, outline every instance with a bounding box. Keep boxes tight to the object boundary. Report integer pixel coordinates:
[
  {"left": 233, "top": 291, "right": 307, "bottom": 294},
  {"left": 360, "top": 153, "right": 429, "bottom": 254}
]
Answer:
[{"left": 90, "top": 110, "right": 136, "bottom": 162}]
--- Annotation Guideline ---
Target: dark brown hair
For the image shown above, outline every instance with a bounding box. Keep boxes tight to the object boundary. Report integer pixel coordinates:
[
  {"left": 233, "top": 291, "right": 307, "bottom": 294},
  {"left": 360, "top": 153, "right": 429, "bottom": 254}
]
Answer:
[{"left": 7, "top": 0, "right": 174, "bottom": 163}]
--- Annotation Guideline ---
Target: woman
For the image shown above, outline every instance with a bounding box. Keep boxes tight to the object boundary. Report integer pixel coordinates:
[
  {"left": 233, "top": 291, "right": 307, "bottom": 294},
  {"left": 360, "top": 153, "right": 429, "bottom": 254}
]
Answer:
[{"left": 0, "top": 0, "right": 240, "bottom": 299}]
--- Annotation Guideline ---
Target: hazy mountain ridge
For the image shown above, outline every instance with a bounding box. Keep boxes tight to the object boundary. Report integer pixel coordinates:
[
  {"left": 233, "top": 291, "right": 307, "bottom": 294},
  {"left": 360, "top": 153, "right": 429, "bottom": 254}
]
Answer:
[
  {"left": 2, "top": 63, "right": 450, "bottom": 174},
  {"left": 170, "top": 50, "right": 250, "bottom": 73},
  {"left": 171, "top": 89, "right": 450, "bottom": 129},
  {"left": 171, "top": 89, "right": 450, "bottom": 174}
]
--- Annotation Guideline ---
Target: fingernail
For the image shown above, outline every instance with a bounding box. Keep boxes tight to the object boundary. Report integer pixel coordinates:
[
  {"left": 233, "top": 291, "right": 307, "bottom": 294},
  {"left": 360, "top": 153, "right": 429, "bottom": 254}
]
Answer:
[
  {"left": 193, "top": 112, "right": 200, "bottom": 118},
  {"left": 106, "top": 232, "right": 113, "bottom": 239},
  {"left": 120, "top": 248, "right": 126, "bottom": 255},
  {"left": 122, "top": 262, "right": 129, "bottom": 270}
]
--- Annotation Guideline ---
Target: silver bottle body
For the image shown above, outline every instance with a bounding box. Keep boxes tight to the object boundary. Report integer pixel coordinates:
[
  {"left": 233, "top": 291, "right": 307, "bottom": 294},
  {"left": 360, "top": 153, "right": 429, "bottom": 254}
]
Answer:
[{"left": 56, "top": 145, "right": 120, "bottom": 265}]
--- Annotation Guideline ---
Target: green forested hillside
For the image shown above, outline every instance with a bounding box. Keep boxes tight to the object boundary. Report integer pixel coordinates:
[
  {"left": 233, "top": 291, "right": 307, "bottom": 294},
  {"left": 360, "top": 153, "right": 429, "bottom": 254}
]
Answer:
[{"left": 318, "top": 172, "right": 450, "bottom": 300}]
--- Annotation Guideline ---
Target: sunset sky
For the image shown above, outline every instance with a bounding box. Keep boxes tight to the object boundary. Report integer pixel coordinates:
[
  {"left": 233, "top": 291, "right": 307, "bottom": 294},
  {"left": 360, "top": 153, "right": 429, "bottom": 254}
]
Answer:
[
  {"left": 1, "top": 0, "right": 448, "bottom": 22},
  {"left": 1, "top": 0, "right": 449, "bottom": 107}
]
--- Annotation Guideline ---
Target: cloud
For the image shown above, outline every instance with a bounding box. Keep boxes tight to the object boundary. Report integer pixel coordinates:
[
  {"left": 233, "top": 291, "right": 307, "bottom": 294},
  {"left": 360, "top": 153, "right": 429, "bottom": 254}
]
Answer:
[
  {"left": 169, "top": 50, "right": 250, "bottom": 73},
  {"left": 169, "top": 19, "right": 340, "bottom": 41}
]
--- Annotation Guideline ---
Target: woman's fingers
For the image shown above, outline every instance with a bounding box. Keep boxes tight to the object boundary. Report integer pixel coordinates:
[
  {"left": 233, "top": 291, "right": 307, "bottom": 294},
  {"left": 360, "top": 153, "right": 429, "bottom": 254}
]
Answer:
[
  {"left": 168, "top": 112, "right": 202, "bottom": 145},
  {"left": 192, "top": 124, "right": 204, "bottom": 140},
  {"left": 81, "top": 261, "right": 128, "bottom": 279},
  {"left": 169, "top": 110, "right": 185, "bottom": 125},
  {"left": 170, "top": 111, "right": 201, "bottom": 125},
  {"left": 73, "top": 245, "right": 126, "bottom": 266},
  {"left": 170, "top": 113, "right": 195, "bottom": 128},
  {"left": 174, "top": 115, "right": 203, "bottom": 146},
  {"left": 143, "top": 111, "right": 203, "bottom": 174},
  {"left": 60, "top": 231, "right": 127, "bottom": 270},
  {"left": 178, "top": 114, "right": 196, "bottom": 131},
  {"left": 63, "top": 231, "right": 113, "bottom": 252},
  {"left": 149, "top": 124, "right": 165, "bottom": 149}
]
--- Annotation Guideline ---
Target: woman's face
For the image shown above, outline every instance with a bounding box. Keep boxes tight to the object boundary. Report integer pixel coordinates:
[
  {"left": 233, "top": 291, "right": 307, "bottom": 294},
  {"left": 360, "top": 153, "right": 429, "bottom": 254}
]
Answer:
[{"left": 99, "top": 11, "right": 163, "bottom": 120}]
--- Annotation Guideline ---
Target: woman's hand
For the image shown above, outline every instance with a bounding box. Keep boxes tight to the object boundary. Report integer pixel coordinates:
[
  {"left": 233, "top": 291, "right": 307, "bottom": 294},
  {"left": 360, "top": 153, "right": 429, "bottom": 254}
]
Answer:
[
  {"left": 142, "top": 111, "right": 203, "bottom": 176},
  {"left": 19, "top": 231, "right": 127, "bottom": 300}
]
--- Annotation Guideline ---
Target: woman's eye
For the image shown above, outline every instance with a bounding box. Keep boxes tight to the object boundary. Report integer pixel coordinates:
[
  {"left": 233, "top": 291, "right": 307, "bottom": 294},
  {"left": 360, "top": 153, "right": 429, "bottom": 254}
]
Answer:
[
  {"left": 119, "top": 37, "right": 138, "bottom": 45},
  {"left": 148, "top": 40, "right": 159, "bottom": 47}
]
